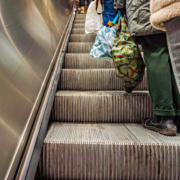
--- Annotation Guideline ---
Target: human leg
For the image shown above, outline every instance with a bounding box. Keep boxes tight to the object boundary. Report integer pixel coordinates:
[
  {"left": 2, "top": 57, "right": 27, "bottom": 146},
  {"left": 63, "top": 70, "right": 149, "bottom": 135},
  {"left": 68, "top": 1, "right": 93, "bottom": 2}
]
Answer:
[
  {"left": 137, "top": 33, "right": 177, "bottom": 135},
  {"left": 79, "top": 0, "right": 85, "bottom": 13},
  {"left": 139, "top": 33, "right": 176, "bottom": 116}
]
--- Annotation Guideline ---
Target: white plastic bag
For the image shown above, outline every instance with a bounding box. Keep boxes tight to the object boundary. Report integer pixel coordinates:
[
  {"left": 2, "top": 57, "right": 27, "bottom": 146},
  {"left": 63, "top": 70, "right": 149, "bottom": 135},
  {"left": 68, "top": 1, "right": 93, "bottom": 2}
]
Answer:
[{"left": 85, "top": 0, "right": 103, "bottom": 34}]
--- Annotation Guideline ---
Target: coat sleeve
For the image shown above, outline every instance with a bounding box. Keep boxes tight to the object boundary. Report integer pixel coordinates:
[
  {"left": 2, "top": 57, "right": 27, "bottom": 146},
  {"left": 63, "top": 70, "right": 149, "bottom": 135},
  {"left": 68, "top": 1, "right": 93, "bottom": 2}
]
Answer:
[
  {"left": 114, "top": 0, "right": 126, "bottom": 12},
  {"left": 150, "top": 0, "right": 180, "bottom": 31}
]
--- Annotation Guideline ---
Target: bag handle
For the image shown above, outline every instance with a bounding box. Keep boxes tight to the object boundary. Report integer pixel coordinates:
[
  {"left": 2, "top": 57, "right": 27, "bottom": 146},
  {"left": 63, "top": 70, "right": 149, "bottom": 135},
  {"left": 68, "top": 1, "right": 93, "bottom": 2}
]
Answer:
[
  {"left": 112, "top": 12, "right": 121, "bottom": 24},
  {"left": 96, "top": 0, "right": 104, "bottom": 15}
]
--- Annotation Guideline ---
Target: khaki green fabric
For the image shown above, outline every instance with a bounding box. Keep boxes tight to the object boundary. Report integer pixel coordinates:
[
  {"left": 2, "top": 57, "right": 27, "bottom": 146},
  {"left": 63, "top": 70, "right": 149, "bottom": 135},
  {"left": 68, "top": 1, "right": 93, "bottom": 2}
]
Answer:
[{"left": 138, "top": 33, "right": 180, "bottom": 116}]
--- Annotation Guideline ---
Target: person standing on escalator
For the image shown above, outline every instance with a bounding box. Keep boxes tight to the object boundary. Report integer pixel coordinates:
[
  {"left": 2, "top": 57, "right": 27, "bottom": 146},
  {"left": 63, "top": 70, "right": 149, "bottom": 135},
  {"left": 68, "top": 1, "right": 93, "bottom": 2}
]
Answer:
[
  {"left": 114, "top": 0, "right": 180, "bottom": 136},
  {"left": 79, "top": 0, "right": 92, "bottom": 13}
]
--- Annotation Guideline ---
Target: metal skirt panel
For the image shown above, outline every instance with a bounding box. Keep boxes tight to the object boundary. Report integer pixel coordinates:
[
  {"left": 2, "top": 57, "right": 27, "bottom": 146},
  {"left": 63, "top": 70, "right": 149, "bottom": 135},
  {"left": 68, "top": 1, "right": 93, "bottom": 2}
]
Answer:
[
  {"left": 50, "top": 91, "right": 154, "bottom": 123},
  {"left": 0, "top": 0, "right": 73, "bottom": 179},
  {"left": 36, "top": 123, "right": 180, "bottom": 180}
]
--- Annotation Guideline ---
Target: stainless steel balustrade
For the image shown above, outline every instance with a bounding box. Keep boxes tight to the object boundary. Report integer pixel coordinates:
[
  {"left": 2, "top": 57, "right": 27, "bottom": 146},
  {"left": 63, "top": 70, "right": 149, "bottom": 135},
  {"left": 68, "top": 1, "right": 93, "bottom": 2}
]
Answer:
[{"left": 0, "top": 0, "right": 73, "bottom": 179}]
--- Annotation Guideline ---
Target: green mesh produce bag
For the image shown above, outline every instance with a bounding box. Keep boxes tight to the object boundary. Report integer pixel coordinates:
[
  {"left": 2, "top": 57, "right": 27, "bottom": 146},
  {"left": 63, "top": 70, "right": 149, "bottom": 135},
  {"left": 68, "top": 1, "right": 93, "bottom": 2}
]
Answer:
[{"left": 111, "top": 15, "right": 145, "bottom": 93}]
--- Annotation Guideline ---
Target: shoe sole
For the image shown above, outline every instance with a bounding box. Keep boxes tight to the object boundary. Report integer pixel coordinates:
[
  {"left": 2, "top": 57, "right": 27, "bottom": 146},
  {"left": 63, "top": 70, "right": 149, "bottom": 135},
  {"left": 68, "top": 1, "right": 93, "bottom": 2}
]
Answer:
[{"left": 142, "top": 121, "right": 177, "bottom": 136}]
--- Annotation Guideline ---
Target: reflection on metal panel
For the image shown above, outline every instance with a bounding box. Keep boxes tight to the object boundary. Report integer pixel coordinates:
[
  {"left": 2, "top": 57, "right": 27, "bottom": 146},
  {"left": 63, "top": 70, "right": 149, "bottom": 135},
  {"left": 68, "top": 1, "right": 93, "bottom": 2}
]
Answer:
[{"left": 0, "top": 0, "right": 73, "bottom": 179}]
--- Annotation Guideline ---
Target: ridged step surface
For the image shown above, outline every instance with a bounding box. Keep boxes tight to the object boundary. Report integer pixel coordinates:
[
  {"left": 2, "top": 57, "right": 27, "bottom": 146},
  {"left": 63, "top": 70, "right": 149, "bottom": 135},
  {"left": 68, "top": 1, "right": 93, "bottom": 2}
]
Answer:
[
  {"left": 59, "top": 69, "right": 148, "bottom": 90},
  {"left": 50, "top": 91, "right": 153, "bottom": 122},
  {"left": 71, "top": 28, "right": 85, "bottom": 34},
  {"left": 75, "top": 14, "right": 86, "bottom": 18},
  {"left": 36, "top": 123, "right": 180, "bottom": 180},
  {"left": 73, "top": 24, "right": 85, "bottom": 28},
  {"left": 68, "top": 42, "right": 94, "bottom": 53},
  {"left": 75, "top": 17, "right": 86, "bottom": 20},
  {"left": 64, "top": 53, "right": 114, "bottom": 68},
  {"left": 74, "top": 19, "right": 86, "bottom": 24},
  {"left": 70, "top": 34, "right": 96, "bottom": 42}
]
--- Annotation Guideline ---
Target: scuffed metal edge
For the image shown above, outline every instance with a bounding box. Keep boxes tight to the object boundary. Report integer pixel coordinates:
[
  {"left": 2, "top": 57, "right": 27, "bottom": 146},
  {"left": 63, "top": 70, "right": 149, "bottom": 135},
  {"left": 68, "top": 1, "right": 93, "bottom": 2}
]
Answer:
[{"left": 15, "top": 11, "right": 76, "bottom": 180}]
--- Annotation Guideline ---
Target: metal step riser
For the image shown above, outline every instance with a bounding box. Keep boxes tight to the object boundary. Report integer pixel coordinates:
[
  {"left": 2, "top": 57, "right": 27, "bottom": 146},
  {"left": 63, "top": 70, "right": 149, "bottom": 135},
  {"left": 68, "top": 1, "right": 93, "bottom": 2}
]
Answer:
[
  {"left": 59, "top": 69, "right": 148, "bottom": 90},
  {"left": 76, "top": 14, "right": 86, "bottom": 18},
  {"left": 68, "top": 43, "right": 143, "bottom": 53},
  {"left": 74, "top": 20, "right": 85, "bottom": 23},
  {"left": 64, "top": 54, "right": 114, "bottom": 68},
  {"left": 71, "top": 28, "right": 85, "bottom": 34},
  {"left": 37, "top": 144, "right": 179, "bottom": 180},
  {"left": 73, "top": 24, "right": 85, "bottom": 28},
  {"left": 75, "top": 17, "right": 86, "bottom": 19},
  {"left": 70, "top": 34, "right": 96, "bottom": 42},
  {"left": 51, "top": 92, "right": 154, "bottom": 122},
  {"left": 36, "top": 123, "right": 180, "bottom": 180},
  {"left": 68, "top": 43, "right": 94, "bottom": 53}
]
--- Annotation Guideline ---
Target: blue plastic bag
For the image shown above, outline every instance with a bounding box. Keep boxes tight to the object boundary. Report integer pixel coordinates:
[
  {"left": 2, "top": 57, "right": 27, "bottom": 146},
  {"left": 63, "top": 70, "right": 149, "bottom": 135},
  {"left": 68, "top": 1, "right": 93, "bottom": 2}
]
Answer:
[{"left": 102, "top": 0, "right": 117, "bottom": 25}]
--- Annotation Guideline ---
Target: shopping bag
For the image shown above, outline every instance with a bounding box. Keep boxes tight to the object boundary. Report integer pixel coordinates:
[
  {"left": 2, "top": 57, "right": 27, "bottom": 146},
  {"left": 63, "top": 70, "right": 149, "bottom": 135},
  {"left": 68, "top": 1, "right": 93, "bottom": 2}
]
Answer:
[
  {"left": 85, "top": 0, "right": 103, "bottom": 34},
  {"left": 107, "top": 11, "right": 121, "bottom": 27},
  {"left": 111, "top": 15, "right": 145, "bottom": 93},
  {"left": 90, "top": 13, "right": 120, "bottom": 61},
  {"left": 102, "top": 0, "right": 117, "bottom": 26}
]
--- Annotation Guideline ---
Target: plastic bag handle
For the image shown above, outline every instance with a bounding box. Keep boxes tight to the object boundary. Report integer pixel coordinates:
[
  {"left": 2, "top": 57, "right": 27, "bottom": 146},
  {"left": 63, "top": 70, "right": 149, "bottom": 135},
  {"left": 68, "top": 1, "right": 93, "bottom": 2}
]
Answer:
[
  {"left": 112, "top": 12, "right": 121, "bottom": 24},
  {"left": 96, "top": 0, "right": 104, "bottom": 15}
]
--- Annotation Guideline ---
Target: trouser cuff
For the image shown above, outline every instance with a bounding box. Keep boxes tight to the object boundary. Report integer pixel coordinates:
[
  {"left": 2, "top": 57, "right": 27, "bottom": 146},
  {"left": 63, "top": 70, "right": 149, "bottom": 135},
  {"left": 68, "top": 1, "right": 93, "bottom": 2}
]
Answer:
[{"left": 154, "top": 109, "right": 175, "bottom": 116}]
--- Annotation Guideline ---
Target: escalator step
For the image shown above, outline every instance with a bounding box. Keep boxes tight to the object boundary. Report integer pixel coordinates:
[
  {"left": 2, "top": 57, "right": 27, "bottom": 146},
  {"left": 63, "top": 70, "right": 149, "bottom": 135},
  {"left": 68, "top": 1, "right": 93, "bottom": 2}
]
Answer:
[
  {"left": 76, "top": 14, "right": 86, "bottom": 18},
  {"left": 71, "top": 28, "right": 85, "bottom": 34},
  {"left": 74, "top": 16, "right": 86, "bottom": 20},
  {"left": 50, "top": 91, "right": 153, "bottom": 122},
  {"left": 74, "top": 19, "right": 86, "bottom": 24},
  {"left": 70, "top": 34, "right": 96, "bottom": 42},
  {"left": 36, "top": 123, "right": 180, "bottom": 180},
  {"left": 59, "top": 69, "right": 148, "bottom": 91},
  {"left": 68, "top": 42, "right": 94, "bottom": 53},
  {"left": 64, "top": 53, "right": 114, "bottom": 68},
  {"left": 73, "top": 24, "right": 85, "bottom": 28}
]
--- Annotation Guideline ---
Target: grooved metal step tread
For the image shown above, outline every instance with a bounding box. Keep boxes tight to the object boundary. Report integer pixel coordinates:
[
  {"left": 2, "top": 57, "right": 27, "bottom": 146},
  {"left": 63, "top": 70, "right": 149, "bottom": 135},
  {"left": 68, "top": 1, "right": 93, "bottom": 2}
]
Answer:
[
  {"left": 75, "top": 17, "right": 86, "bottom": 20},
  {"left": 74, "top": 19, "right": 85, "bottom": 23},
  {"left": 68, "top": 42, "right": 94, "bottom": 53},
  {"left": 64, "top": 53, "right": 114, "bottom": 68},
  {"left": 73, "top": 24, "right": 85, "bottom": 28},
  {"left": 50, "top": 91, "right": 153, "bottom": 122},
  {"left": 76, "top": 14, "right": 86, "bottom": 18},
  {"left": 70, "top": 34, "right": 96, "bottom": 42},
  {"left": 36, "top": 123, "right": 180, "bottom": 180},
  {"left": 68, "top": 43, "right": 143, "bottom": 53},
  {"left": 71, "top": 28, "right": 85, "bottom": 34},
  {"left": 59, "top": 69, "right": 148, "bottom": 90}
]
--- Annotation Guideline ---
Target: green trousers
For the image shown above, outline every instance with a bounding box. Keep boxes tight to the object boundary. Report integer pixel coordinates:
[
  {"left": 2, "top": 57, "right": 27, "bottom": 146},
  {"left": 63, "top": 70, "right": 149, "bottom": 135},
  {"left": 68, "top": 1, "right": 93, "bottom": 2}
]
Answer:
[{"left": 138, "top": 33, "right": 180, "bottom": 116}]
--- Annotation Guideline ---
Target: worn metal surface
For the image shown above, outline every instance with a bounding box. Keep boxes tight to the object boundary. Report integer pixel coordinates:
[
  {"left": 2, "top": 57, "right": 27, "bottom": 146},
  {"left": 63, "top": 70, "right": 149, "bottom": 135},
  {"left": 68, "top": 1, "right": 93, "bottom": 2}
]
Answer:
[
  {"left": 36, "top": 123, "right": 180, "bottom": 180},
  {"left": 73, "top": 24, "right": 85, "bottom": 28},
  {"left": 68, "top": 42, "right": 94, "bottom": 52},
  {"left": 16, "top": 11, "right": 76, "bottom": 180},
  {"left": 64, "top": 53, "right": 114, "bottom": 68},
  {"left": 71, "top": 28, "right": 85, "bottom": 34},
  {"left": 50, "top": 91, "right": 153, "bottom": 122},
  {"left": 70, "top": 34, "right": 96, "bottom": 42},
  {"left": 0, "top": 0, "right": 73, "bottom": 179},
  {"left": 74, "top": 19, "right": 86, "bottom": 23},
  {"left": 59, "top": 69, "right": 148, "bottom": 90}
]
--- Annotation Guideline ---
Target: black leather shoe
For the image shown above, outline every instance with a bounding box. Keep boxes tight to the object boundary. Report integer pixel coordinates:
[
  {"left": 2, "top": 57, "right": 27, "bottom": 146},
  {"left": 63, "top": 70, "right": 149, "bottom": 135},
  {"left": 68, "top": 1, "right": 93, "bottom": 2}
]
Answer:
[
  {"left": 173, "top": 116, "right": 180, "bottom": 132},
  {"left": 142, "top": 116, "right": 177, "bottom": 136}
]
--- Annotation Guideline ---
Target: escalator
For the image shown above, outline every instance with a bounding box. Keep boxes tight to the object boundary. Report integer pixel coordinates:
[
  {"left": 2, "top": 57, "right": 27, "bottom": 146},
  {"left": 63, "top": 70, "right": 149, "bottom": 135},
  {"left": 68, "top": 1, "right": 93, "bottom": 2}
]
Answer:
[{"left": 33, "top": 13, "right": 180, "bottom": 180}]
